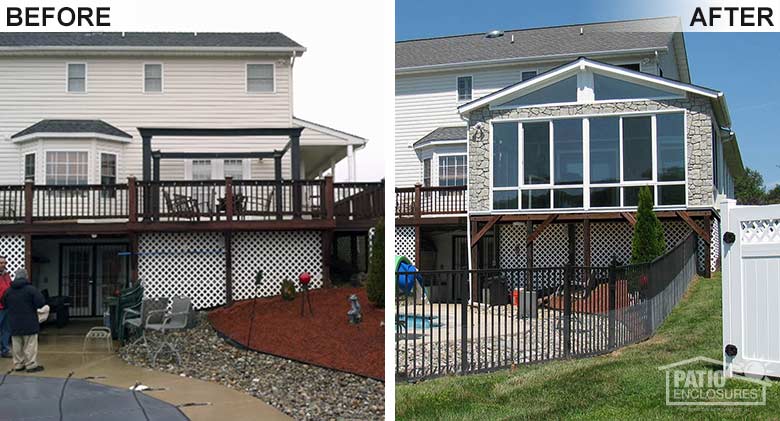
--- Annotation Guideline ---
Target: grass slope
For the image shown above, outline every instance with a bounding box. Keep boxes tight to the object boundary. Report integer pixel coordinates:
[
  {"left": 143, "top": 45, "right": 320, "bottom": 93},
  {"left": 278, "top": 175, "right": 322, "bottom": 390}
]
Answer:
[{"left": 396, "top": 273, "right": 779, "bottom": 420}]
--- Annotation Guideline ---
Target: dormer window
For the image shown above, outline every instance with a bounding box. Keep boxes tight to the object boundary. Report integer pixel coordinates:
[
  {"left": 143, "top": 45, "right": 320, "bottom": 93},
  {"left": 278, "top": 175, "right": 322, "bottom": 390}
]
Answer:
[
  {"left": 457, "top": 76, "right": 472, "bottom": 101},
  {"left": 67, "top": 63, "right": 86, "bottom": 93}
]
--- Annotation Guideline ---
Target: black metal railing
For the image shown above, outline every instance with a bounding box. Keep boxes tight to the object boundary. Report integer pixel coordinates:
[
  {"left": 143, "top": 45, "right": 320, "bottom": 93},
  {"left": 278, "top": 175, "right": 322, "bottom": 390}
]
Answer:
[{"left": 395, "top": 233, "right": 697, "bottom": 381}]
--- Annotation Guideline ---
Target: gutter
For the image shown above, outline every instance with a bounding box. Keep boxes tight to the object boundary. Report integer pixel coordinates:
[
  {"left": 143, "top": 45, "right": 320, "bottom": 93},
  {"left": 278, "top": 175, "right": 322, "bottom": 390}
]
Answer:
[{"left": 396, "top": 46, "right": 668, "bottom": 75}]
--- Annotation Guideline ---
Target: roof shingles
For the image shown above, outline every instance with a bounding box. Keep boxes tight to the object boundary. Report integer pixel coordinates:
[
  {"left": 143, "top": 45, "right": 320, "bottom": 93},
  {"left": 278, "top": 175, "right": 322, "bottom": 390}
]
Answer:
[
  {"left": 12, "top": 119, "right": 132, "bottom": 139},
  {"left": 396, "top": 17, "right": 678, "bottom": 69},
  {"left": 0, "top": 32, "right": 303, "bottom": 49}
]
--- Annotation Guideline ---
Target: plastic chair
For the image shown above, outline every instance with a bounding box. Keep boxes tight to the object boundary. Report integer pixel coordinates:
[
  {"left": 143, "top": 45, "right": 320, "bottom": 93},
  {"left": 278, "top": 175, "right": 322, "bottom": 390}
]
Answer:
[
  {"left": 83, "top": 327, "right": 113, "bottom": 353},
  {"left": 122, "top": 297, "right": 169, "bottom": 348},
  {"left": 146, "top": 297, "right": 191, "bottom": 365}
]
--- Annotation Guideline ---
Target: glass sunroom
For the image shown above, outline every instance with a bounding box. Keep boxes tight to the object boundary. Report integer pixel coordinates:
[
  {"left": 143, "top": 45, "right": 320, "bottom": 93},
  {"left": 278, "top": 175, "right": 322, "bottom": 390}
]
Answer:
[{"left": 455, "top": 57, "right": 730, "bottom": 213}]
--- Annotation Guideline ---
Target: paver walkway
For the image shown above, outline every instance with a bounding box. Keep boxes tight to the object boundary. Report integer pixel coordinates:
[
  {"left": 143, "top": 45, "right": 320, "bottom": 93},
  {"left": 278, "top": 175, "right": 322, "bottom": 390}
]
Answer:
[{"left": 0, "top": 320, "right": 290, "bottom": 420}]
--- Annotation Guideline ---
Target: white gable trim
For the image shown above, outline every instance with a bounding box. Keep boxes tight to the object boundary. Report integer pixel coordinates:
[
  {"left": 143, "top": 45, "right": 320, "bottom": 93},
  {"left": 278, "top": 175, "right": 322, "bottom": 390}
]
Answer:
[
  {"left": 11, "top": 132, "right": 132, "bottom": 144},
  {"left": 292, "top": 117, "right": 366, "bottom": 146},
  {"left": 458, "top": 58, "right": 722, "bottom": 115}
]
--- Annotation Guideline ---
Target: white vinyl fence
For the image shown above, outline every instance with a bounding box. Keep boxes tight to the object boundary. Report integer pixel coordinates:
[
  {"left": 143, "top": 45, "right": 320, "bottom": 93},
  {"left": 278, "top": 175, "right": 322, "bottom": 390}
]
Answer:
[{"left": 721, "top": 199, "right": 780, "bottom": 378}]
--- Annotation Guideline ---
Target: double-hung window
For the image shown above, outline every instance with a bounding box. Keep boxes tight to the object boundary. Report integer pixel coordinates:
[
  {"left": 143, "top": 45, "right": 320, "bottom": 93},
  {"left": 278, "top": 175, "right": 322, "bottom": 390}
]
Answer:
[
  {"left": 457, "top": 76, "right": 472, "bottom": 101},
  {"left": 24, "top": 154, "right": 35, "bottom": 183},
  {"left": 191, "top": 160, "right": 212, "bottom": 180},
  {"left": 100, "top": 153, "right": 117, "bottom": 198},
  {"left": 223, "top": 159, "right": 245, "bottom": 180},
  {"left": 247, "top": 64, "right": 274, "bottom": 92},
  {"left": 144, "top": 64, "right": 163, "bottom": 92},
  {"left": 422, "top": 158, "right": 431, "bottom": 187},
  {"left": 491, "top": 111, "right": 686, "bottom": 210},
  {"left": 67, "top": 63, "right": 86, "bottom": 93},
  {"left": 438, "top": 155, "right": 467, "bottom": 186}
]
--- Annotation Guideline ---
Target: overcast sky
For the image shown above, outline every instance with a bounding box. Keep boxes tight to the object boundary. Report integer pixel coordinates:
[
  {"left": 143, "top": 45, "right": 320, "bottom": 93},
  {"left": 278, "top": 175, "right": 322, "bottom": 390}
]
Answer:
[{"left": 14, "top": 0, "right": 392, "bottom": 182}]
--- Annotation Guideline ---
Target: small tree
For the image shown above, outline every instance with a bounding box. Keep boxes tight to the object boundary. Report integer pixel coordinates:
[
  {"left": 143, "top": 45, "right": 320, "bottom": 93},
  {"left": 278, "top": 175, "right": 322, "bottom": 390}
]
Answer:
[
  {"left": 366, "top": 218, "right": 385, "bottom": 307},
  {"left": 735, "top": 167, "right": 766, "bottom": 205},
  {"left": 631, "top": 186, "right": 666, "bottom": 264}
]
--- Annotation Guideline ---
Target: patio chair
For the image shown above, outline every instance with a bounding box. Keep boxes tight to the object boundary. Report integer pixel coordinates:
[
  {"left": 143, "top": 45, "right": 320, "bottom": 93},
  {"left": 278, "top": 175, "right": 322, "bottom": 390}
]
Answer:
[
  {"left": 121, "top": 297, "right": 169, "bottom": 347},
  {"left": 114, "top": 283, "right": 144, "bottom": 342},
  {"left": 162, "top": 191, "right": 200, "bottom": 220},
  {"left": 146, "top": 296, "right": 192, "bottom": 365}
]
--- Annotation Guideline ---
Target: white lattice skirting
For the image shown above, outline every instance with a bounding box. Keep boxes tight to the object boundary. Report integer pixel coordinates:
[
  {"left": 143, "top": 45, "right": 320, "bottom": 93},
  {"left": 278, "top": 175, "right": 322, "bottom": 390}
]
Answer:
[
  {"left": 496, "top": 219, "right": 719, "bottom": 271},
  {"left": 232, "top": 231, "right": 323, "bottom": 301},
  {"left": 0, "top": 235, "right": 24, "bottom": 278},
  {"left": 138, "top": 231, "right": 323, "bottom": 310},
  {"left": 395, "top": 226, "right": 416, "bottom": 265}
]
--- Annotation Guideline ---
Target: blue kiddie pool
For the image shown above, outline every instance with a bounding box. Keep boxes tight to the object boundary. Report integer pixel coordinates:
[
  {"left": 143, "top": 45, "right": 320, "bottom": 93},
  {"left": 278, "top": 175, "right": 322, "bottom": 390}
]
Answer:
[{"left": 395, "top": 255, "right": 418, "bottom": 295}]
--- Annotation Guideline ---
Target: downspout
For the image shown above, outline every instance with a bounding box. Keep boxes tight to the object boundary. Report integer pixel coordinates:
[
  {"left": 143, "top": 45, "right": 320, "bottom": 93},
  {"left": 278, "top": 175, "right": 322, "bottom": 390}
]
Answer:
[{"left": 460, "top": 111, "right": 473, "bottom": 305}]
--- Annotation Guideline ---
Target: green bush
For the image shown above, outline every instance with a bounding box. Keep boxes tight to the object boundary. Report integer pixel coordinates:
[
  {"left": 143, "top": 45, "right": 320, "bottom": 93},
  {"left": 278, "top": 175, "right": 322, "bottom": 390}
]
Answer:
[
  {"left": 280, "top": 279, "right": 297, "bottom": 301},
  {"left": 366, "top": 218, "right": 385, "bottom": 307},
  {"left": 631, "top": 186, "right": 666, "bottom": 264}
]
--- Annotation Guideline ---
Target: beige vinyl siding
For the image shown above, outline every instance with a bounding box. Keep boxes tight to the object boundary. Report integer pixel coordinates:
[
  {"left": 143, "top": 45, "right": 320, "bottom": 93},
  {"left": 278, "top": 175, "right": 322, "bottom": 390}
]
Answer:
[
  {"left": 395, "top": 53, "right": 678, "bottom": 188},
  {"left": 0, "top": 56, "right": 293, "bottom": 183}
]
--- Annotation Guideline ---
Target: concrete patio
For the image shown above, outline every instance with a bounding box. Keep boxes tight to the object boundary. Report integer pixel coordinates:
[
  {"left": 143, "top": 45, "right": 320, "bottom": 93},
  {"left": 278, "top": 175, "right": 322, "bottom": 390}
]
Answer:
[{"left": 0, "top": 320, "right": 290, "bottom": 421}]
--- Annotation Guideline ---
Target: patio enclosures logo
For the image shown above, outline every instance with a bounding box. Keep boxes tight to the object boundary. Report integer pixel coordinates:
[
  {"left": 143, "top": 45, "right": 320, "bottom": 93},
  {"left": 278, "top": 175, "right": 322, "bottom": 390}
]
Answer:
[{"left": 659, "top": 357, "right": 771, "bottom": 406}]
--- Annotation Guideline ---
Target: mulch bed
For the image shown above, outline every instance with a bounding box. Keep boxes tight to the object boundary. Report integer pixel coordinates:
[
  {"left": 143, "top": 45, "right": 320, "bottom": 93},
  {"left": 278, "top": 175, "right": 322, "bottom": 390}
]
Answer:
[{"left": 208, "top": 287, "right": 384, "bottom": 380}]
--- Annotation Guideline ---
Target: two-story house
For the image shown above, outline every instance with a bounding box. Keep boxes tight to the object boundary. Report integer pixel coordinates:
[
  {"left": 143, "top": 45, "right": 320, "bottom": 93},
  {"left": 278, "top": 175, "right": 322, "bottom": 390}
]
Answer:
[
  {"left": 0, "top": 32, "right": 382, "bottom": 317},
  {"left": 395, "top": 17, "right": 743, "bottom": 284}
]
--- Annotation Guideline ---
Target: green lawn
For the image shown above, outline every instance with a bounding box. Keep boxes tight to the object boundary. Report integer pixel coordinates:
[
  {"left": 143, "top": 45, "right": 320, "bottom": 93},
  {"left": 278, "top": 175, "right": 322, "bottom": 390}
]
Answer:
[{"left": 396, "top": 273, "right": 779, "bottom": 420}]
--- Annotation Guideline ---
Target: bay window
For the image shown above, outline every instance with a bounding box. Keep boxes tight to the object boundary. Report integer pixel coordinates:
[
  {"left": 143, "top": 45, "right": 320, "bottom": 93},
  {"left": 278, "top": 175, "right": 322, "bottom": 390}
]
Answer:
[
  {"left": 490, "top": 111, "right": 687, "bottom": 210},
  {"left": 439, "top": 155, "right": 467, "bottom": 186},
  {"left": 46, "top": 151, "right": 88, "bottom": 185}
]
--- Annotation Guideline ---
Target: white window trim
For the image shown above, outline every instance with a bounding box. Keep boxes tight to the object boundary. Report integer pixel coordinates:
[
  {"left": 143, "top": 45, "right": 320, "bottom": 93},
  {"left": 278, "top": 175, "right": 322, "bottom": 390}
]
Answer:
[
  {"left": 23, "top": 152, "right": 36, "bottom": 183},
  {"left": 66, "top": 62, "right": 87, "bottom": 94},
  {"left": 44, "top": 149, "right": 91, "bottom": 185},
  {"left": 488, "top": 111, "right": 688, "bottom": 213},
  {"left": 142, "top": 62, "right": 164, "bottom": 94},
  {"left": 456, "top": 75, "right": 473, "bottom": 103},
  {"left": 245, "top": 62, "right": 276, "bottom": 94},
  {"left": 436, "top": 152, "right": 467, "bottom": 187},
  {"left": 99, "top": 151, "right": 119, "bottom": 183},
  {"left": 185, "top": 159, "right": 251, "bottom": 180}
]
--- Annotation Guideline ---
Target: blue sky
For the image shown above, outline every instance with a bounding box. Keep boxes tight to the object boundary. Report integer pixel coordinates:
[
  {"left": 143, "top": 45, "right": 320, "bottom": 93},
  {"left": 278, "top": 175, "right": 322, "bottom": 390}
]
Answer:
[{"left": 397, "top": 0, "right": 780, "bottom": 187}]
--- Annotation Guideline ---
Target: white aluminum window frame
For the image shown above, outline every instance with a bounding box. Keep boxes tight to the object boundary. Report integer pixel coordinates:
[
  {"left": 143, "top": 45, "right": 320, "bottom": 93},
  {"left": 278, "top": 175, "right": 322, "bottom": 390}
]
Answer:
[
  {"left": 437, "top": 153, "right": 468, "bottom": 187},
  {"left": 99, "top": 152, "right": 118, "bottom": 184},
  {"left": 66, "top": 62, "right": 87, "bottom": 93},
  {"left": 185, "top": 159, "right": 251, "bottom": 180},
  {"left": 44, "top": 150, "right": 90, "bottom": 185},
  {"left": 489, "top": 108, "right": 688, "bottom": 213},
  {"left": 23, "top": 152, "right": 36, "bottom": 183},
  {"left": 456, "top": 75, "right": 473, "bottom": 102},
  {"left": 245, "top": 62, "right": 276, "bottom": 94},
  {"left": 143, "top": 62, "right": 164, "bottom": 93},
  {"left": 491, "top": 69, "right": 684, "bottom": 112}
]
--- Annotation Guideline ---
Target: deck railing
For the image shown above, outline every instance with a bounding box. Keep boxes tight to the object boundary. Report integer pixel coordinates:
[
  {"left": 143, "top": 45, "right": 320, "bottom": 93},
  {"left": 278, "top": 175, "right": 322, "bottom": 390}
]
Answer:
[
  {"left": 396, "top": 184, "right": 466, "bottom": 217},
  {"left": 334, "top": 181, "right": 384, "bottom": 220},
  {"left": 0, "top": 177, "right": 383, "bottom": 224}
]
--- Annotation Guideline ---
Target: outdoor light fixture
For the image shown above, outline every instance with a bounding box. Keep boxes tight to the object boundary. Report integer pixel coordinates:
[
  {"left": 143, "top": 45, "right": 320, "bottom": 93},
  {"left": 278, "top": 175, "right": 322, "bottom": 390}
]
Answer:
[
  {"left": 725, "top": 344, "right": 738, "bottom": 357},
  {"left": 723, "top": 231, "right": 736, "bottom": 244}
]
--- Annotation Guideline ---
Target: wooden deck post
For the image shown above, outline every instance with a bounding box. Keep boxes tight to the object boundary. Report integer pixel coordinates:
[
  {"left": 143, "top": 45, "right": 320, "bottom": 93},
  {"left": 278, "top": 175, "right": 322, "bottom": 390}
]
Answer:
[
  {"left": 414, "top": 225, "right": 422, "bottom": 268},
  {"left": 413, "top": 183, "right": 422, "bottom": 219},
  {"left": 274, "top": 155, "right": 283, "bottom": 220},
  {"left": 24, "top": 234, "right": 32, "bottom": 273},
  {"left": 567, "top": 223, "right": 576, "bottom": 266},
  {"left": 128, "top": 177, "right": 137, "bottom": 223},
  {"left": 470, "top": 219, "right": 479, "bottom": 301},
  {"left": 129, "top": 232, "right": 139, "bottom": 284},
  {"left": 324, "top": 176, "right": 334, "bottom": 220},
  {"left": 526, "top": 221, "right": 534, "bottom": 268},
  {"left": 225, "top": 177, "right": 234, "bottom": 222},
  {"left": 224, "top": 231, "right": 233, "bottom": 304},
  {"left": 24, "top": 181, "right": 33, "bottom": 225},
  {"left": 583, "top": 219, "right": 591, "bottom": 267},
  {"left": 321, "top": 230, "right": 333, "bottom": 288}
]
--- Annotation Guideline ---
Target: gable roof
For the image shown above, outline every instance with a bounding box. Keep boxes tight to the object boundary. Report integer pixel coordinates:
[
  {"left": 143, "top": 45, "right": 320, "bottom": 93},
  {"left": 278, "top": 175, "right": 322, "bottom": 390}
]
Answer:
[
  {"left": 457, "top": 57, "right": 730, "bottom": 127},
  {"left": 0, "top": 32, "right": 305, "bottom": 54},
  {"left": 292, "top": 117, "right": 366, "bottom": 146},
  {"left": 413, "top": 126, "right": 467, "bottom": 147},
  {"left": 397, "top": 17, "right": 680, "bottom": 73},
  {"left": 11, "top": 119, "right": 132, "bottom": 142}
]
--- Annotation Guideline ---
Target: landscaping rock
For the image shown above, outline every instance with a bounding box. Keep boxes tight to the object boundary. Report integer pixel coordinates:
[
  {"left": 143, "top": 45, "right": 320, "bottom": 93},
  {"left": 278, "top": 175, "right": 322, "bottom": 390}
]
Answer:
[{"left": 119, "top": 313, "right": 384, "bottom": 420}]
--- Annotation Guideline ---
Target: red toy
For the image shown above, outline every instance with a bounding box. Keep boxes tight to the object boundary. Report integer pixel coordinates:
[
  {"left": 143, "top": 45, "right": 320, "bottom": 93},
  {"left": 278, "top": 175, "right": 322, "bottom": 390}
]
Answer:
[{"left": 299, "top": 272, "right": 311, "bottom": 286}]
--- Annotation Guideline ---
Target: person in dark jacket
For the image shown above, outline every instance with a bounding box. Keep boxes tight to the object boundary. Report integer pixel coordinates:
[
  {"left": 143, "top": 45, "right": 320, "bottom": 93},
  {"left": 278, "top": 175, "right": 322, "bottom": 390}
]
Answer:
[{"left": 0, "top": 268, "right": 45, "bottom": 372}]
